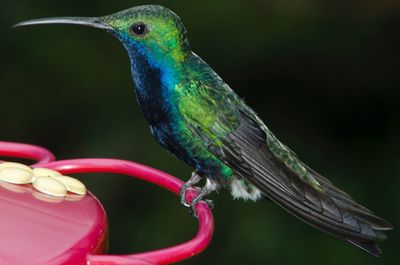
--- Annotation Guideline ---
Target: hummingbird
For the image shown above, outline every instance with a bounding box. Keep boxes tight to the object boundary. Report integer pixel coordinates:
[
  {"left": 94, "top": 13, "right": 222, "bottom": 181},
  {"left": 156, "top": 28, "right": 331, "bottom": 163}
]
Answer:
[{"left": 14, "top": 5, "right": 393, "bottom": 256}]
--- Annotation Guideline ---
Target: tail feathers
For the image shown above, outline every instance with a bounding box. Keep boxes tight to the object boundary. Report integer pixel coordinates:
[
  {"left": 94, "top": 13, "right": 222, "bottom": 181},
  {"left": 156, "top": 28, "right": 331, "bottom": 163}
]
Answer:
[
  {"left": 346, "top": 239, "right": 382, "bottom": 257},
  {"left": 341, "top": 208, "right": 391, "bottom": 256},
  {"left": 308, "top": 168, "right": 393, "bottom": 255},
  {"left": 332, "top": 197, "right": 393, "bottom": 232}
]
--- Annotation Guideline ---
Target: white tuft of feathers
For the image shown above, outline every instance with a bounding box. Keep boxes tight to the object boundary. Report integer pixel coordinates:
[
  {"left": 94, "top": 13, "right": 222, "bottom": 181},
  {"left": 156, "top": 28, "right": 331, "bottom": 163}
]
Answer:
[
  {"left": 205, "top": 178, "right": 220, "bottom": 192},
  {"left": 230, "top": 178, "right": 262, "bottom": 201}
]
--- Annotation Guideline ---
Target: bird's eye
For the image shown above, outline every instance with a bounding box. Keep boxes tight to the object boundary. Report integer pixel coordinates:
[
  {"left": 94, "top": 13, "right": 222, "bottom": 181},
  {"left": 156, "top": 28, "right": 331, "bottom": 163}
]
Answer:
[{"left": 130, "top": 23, "right": 147, "bottom": 36}]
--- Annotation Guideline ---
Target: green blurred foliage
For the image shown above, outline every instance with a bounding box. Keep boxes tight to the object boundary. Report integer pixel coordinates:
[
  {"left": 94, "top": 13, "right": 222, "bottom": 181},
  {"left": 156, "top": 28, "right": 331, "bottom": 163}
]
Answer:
[{"left": 1, "top": 0, "right": 399, "bottom": 264}]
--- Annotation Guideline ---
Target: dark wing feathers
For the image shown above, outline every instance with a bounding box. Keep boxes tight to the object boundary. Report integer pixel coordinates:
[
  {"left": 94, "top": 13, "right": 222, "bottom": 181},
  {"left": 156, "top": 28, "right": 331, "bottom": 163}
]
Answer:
[{"left": 197, "top": 105, "right": 392, "bottom": 256}]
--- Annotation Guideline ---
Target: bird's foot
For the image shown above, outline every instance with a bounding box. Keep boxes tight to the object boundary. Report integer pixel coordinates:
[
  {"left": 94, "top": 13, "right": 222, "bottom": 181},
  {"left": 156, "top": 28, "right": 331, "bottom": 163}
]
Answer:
[
  {"left": 179, "top": 184, "right": 200, "bottom": 207},
  {"left": 180, "top": 172, "right": 202, "bottom": 207},
  {"left": 180, "top": 173, "right": 216, "bottom": 217},
  {"left": 189, "top": 195, "right": 214, "bottom": 217}
]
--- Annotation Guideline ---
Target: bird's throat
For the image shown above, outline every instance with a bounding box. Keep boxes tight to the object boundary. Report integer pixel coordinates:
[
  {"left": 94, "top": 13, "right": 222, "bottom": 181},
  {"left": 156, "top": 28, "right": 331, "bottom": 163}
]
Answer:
[{"left": 125, "top": 41, "right": 179, "bottom": 126}]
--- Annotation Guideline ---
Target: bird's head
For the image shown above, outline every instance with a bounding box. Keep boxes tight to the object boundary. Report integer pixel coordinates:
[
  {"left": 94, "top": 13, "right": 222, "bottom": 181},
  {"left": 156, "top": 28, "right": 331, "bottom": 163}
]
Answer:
[{"left": 14, "top": 5, "right": 191, "bottom": 66}]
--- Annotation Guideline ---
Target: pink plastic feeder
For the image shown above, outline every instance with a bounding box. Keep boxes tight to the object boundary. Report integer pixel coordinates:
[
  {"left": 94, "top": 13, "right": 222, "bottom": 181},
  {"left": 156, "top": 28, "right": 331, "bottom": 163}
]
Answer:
[{"left": 0, "top": 141, "right": 214, "bottom": 265}]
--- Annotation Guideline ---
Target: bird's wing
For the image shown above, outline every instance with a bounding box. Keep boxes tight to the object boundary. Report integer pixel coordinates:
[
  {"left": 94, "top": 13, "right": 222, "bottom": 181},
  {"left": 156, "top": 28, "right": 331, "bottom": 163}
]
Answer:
[{"left": 178, "top": 82, "right": 392, "bottom": 256}]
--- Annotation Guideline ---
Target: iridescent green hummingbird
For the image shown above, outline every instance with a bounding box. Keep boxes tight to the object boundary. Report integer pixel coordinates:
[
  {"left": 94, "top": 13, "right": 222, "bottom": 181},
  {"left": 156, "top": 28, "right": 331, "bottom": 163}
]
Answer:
[{"left": 14, "top": 5, "right": 392, "bottom": 256}]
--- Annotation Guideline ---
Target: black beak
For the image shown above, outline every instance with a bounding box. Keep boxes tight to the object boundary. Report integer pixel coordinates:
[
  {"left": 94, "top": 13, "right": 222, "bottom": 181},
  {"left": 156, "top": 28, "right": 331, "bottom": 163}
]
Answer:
[{"left": 12, "top": 17, "right": 113, "bottom": 31}]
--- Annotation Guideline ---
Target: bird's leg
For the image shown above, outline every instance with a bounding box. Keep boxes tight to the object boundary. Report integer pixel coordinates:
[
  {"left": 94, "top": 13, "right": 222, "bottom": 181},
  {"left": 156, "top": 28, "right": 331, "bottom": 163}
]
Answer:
[
  {"left": 190, "top": 178, "right": 218, "bottom": 216},
  {"left": 180, "top": 171, "right": 202, "bottom": 207}
]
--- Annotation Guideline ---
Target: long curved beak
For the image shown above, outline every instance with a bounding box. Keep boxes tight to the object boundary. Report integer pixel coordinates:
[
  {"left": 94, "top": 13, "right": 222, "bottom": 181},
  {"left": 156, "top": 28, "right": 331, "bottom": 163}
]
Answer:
[{"left": 12, "top": 17, "right": 113, "bottom": 31}]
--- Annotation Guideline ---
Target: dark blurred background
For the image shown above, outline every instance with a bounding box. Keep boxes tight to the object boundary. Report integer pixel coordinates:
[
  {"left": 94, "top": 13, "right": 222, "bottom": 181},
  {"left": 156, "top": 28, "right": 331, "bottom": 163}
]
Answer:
[{"left": 1, "top": 0, "right": 399, "bottom": 264}]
